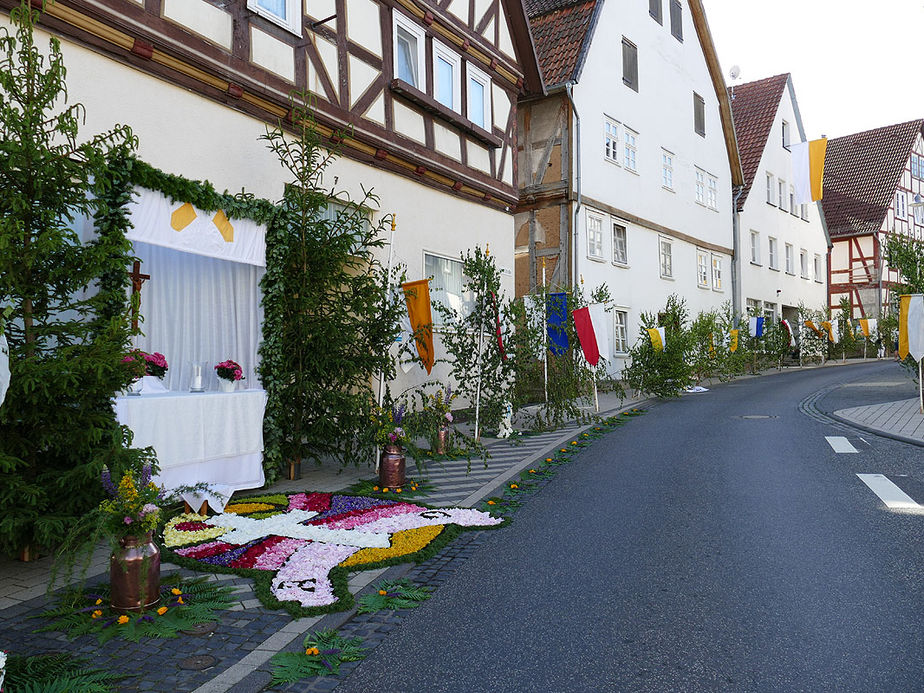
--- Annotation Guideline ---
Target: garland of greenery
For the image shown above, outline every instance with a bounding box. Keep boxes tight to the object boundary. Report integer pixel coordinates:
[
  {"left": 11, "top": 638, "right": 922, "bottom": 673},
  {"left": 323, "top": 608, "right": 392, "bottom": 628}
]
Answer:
[
  {"left": 161, "top": 491, "right": 508, "bottom": 618},
  {"left": 35, "top": 573, "right": 235, "bottom": 644},
  {"left": 356, "top": 578, "right": 433, "bottom": 614},
  {"left": 269, "top": 629, "right": 366, "bottom": 684},
  {"left": 2, "top": 652, "right": 128, "bottom": 693}
]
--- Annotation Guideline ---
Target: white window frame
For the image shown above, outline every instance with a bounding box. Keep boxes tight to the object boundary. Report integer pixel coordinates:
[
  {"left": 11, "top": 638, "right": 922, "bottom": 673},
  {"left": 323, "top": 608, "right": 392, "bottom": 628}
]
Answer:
[
  {"left": 424, "top": 252, "right": 471, "bottom": 327},
  {"left": 612, "top": 221, "right": 628, "bottom": 265},
  {"left": 707, "top": 173, "right": 718, "bottom": 210},
  {"left": 766, "top": 173, "right": 775, "bottom": 205},
  {"left": 711, "top": 254, "right": 723, "bottom": 291},
  {"left": 768, "top": 236, "right": 778, "bottom": 270},
  {"left": 801, "top": 203, "right": 808, "bottom": 220},
  {"left": 604, "top": 117, "right": 620, "bottom": 164},
  {"left": 613, "top": 310, "right": 629, "bottom": 354},
  {"left": 763, "top": 301, "right": 776, "bottom": 323},
  {"left": 746, "top": 298, "right": 760, "bottom": 316},
  {"left": 914, "top": 204, "right": 924, "bottom": 226},
  {"left": 696, "top": 248, "right": 709, "bottom": 287},
  {"left": 789, "top": 185, "right": 797, "bottom": 215},
  {"left": 587, "top": 212, "right": 604, "bottom": 260},
  {"left": 466, "top": 62, "right": 491, "bottom": 130},
  {"left": 785, "top": 243, "right": 794, "bottom": 275},
  {"left": 897, "top": 191, "right": 908, "bottom": 219},
  {"left": 659, "top": 236, "right": 673, "bottom": 278},
  {"left": 623, "top": 127, "right": 638, "bottom": 172},
  {"left": 248, "top": 0, "right": 301, "bottom": 35},
  {"left": 778, "top": 178, "right": 786, "bottom": 208},
  {"left": 782, "top": 119, "right": 790, "bottom": 149},
  {"left": 432, "top": 39, "right": 461, "bottom": 112},
  {"left": 393, "top": 11, "right": 426, "bottom": 90},
  {"left": 800, "top": 248, "right": 808, "bottom": 278},
  {"left": 814, "top": 254, "right": 824, "bottom": 283},
  {"left": 750, "top": 230, "right": 760, "bottom": 264},
  {"left": 695, "top": 167, "right": 705, "bottom": 205},
  {"left": 662, "top": 149, "right": 674, "bottom": 189}
]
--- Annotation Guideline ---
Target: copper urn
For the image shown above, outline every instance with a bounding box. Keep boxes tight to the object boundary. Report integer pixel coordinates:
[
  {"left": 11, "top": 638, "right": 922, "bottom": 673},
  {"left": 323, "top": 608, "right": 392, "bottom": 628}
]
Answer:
[
  {"left": 436, "top": 424, "right": 451, "bottom": 455},
  {"left": 379, "top": 444, "right": 407, "bottom": 487},
  {"left": 110, "top": 531, "right": 160, "bottom": 613}
]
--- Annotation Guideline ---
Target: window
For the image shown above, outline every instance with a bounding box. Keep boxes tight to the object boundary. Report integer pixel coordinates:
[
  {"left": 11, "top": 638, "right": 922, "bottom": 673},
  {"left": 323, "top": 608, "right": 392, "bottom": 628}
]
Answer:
[
  {"left": 750, "top": 230, "right": 760, "bottom": 264},
  {"left": 604, "top": 117, "right": 620, "bottom": 163},
  {"left": 711, "top": 254, "right": 722, "bottom": 290},
  {"left": 695, "top": 168, "right": 705, "bottom": 204},
  {"left": 425, "top": 253, "right": 471, "bottom": 325},
  {"left": 785, "top": 243, "right": 794, "bottom": 274},
  {"left": 696, "top": 248, "right": 709, "bottom": 287},
  {"left": 467, "top": 63, "right": 491, "bottom": 129},
  {"left": 915, "top": 204, "right": 924, "bottom": 226},
  {"left": 650, "top": 0, "right": 662, "bottom": 23},
  {"left": 612, "top": 222, "right": 628, "bottom": 265},
  {"left": 614, "top": 310, "right": 629, "bottom": 353},
  {"left": 662, "top": 149, "right": 674, "bottom": 189},
  {"left": 394, "top": 13, "right": 425, "bottom": 89},
  {"left": 707, "top": 174, "right": 718, "bottom": 210},
  {"left": 248, "top": 0, "right": 301, "bottom": 34},
  {"left": 768, "top": 237, "right": 778, "bottom": 269},
  {"left": 814, "top": 254, "right": 823, "bottom": 283},
  {"left": 624, "top": 127, "right": 638, "bottom": 171},
  {"left": 766, "top": 173, "right": 775, "bottom": 205},
  {"left": 763, "top": 301, "right": 776, "bottom": 323},
  {"left": 912, "top": 153, "right": 924, "bottom": 180},
  {"left": 778, "top": 179, "right": 786, "bottom": 208},
  {"left": 801, "top": 203, "right": 808, "bottom": 220},
  {"left": 670, "top": 0, "right": 683, "bottom": 40},
  {"left": 622, "top": 38, "right": 638, "bottom": 91},
  {"left": 746, "top": 298, "right": 760, "bottom": 315},
  {"left": 790, "top": 185, "right": 797, "bottom": 215},
  {"left": 433, "top": 41, "right": 461, "bottom": 111},
  {"left": 897, "top": 191, "right": 908, "bottom": 219},
  {"left": 782, "top": 120, "right": 790, "bottom": 149},
  {"left": 693, "top": 92, "right": 705, "bottom": 136},
  {"left": 587, "top": 213, "right": 604, "bottom": 259},
  {"left": 800, "top": 249, "right": 808, "bottom": 278},
  {"left": 659, "top": 237, "right": 673, "bottom": 278}
]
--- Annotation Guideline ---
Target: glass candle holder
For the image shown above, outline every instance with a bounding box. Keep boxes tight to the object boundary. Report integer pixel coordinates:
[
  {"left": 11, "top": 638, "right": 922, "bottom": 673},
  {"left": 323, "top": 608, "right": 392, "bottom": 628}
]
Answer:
[{"left": 189, "top": 361, "right": 206, "bottom": 392}]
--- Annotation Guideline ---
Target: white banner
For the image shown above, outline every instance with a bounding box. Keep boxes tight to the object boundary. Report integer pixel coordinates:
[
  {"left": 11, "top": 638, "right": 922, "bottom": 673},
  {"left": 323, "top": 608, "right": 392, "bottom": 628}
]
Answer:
[
  {"left": 909, "top": 295, "right": 924, "bottom": 362},
  {"left": 587, "top": 303, "right": 610, "bottom": 362},
  {"left": 126, "top": 187, "right": 267, "bottom": 267}
]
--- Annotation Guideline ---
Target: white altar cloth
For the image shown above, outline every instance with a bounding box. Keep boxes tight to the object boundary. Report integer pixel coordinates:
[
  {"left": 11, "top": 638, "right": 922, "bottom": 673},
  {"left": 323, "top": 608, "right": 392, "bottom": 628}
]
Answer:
[{"left": 114, "top": 389, "right": 267, "bottom": 511}]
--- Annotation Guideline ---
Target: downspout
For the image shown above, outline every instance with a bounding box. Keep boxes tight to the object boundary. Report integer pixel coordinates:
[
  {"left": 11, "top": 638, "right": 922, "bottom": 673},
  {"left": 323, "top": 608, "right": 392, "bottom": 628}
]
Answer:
[
  {"left": 731, "top": 185, "right": 745, "bottom": 317},
  {"left": 566, "top": 83, "right": 581, "bottom": 288}
]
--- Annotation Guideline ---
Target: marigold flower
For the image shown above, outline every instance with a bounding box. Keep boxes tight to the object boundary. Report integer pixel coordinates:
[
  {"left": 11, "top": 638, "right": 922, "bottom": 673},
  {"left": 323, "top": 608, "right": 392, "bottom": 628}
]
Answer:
[
  {"left": 379, "top": 590, "right": 387, "bottom": 596},
  {"left": 396, "top": 488, "right": 402, "bottom": 493},
  {"left": 571, "top": 441, "right": 577, "bottom": 445},
  {"left": 305, "top": 647, "right": 320, "bottom": 656},
  {"left": 117, "top": 615, "right": 129, "bottom": 625},
  {"left": 528, "top": 469, "right": 536, "bottom": 473},
  {"left": 382, "top": 488, "right": 389, "bottom": 493},
  {"left": 560, "top": 448, "right": 567, "bottom": 452},
  {"left": 487, "top": 500, "right": 496, "bottom": 505},
  {"left": 373, "top": 486, "right": 379, "bottom": 491},
  {"left": 510, "top": 483, "right": 518, "bottom": 489},
  {"left": 91, "top": 610, "right": 103, "bottom": 619},
  {"left": 95, "top": 598, "right": 103, "bottom": 605},
  {"left": 546, "top": 458, "right": 552, "bottom": 462},
  {"left": 171, "top": 588, "right": 182, "bottom": 595},
  {"left": 176, "top": 597, "right": 185, "bottom": 605}
]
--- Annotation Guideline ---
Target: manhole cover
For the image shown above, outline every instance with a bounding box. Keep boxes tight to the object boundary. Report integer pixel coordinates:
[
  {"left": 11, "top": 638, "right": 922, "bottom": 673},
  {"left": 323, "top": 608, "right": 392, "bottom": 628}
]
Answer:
[
  {"left": 179, "top": 655, "right": 217, "bottom": 671},
  {"left": 180, "top": 622, "right": 217, "bottom": 636},
  {"left": 738, "top": 415, "right": 778, "bottom": 419}
]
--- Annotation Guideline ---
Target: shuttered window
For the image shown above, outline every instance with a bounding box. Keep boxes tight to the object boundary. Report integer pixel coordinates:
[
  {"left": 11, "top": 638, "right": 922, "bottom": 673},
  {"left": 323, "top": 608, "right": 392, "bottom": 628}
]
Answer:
[
  {"left": 650, "top": 0, "right": 662, "bottom": 23},
  {"left": 693, "top": 92, "right": 705, "bottom": 136},
  {"left": 670, "top": 0, "right": 683, "bottom": 40},
  {"left": 622, "top": 38, "right": 638, "bottom": 92}
]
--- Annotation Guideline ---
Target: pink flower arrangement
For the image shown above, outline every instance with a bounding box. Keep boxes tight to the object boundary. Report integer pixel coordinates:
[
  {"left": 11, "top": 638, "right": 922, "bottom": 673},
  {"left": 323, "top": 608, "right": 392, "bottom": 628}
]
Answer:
[
  {"left": 215, "top": 359, "right": 245, "bottom": 382},
  {"left": 122, "top": 350, "right": 169, "bottom": 378}
]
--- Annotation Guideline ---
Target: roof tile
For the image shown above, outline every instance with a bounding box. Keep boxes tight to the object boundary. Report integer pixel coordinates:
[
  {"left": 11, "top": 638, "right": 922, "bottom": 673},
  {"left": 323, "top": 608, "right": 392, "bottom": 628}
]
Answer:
[{"left": 526, "top": 1, "right": 597, "bottom": 87}]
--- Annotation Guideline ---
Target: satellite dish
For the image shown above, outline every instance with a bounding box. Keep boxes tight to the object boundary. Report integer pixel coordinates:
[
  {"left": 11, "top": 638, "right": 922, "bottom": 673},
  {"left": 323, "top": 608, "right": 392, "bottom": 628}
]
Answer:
[{"left": 729, "top": 65, "right": 741, "bottom": 81}]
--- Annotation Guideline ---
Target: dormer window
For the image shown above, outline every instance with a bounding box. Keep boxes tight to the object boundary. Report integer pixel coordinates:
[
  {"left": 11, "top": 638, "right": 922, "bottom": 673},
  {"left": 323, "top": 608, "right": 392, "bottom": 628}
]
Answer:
[
  {"left": 247, "top": 0, "right": 301, "bottom": 35},
  {"left": 394, "top": 12, "right": 425, "bottom": 89}
]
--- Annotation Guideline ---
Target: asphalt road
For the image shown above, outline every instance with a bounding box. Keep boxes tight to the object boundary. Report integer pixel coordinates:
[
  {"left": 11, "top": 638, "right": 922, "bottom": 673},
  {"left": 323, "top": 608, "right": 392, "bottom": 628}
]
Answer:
[{"left": 336, "top": 362, "right": 924, "bottom": 692}]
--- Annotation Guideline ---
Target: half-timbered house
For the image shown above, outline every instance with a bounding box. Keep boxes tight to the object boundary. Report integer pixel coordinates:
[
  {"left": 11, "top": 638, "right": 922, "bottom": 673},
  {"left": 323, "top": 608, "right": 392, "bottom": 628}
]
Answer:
[{"left": 823, "top": 119, "right": 924, "bottom": 321}]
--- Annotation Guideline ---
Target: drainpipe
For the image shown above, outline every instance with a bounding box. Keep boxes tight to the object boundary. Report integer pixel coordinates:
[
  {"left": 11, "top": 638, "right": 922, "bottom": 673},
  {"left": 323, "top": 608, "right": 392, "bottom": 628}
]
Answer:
[
  {"left": 566, "top": 83, "right": 581, "bottom": 288},
  {"left": 731, "top": 185, "right": 745, "bottom": 317}
]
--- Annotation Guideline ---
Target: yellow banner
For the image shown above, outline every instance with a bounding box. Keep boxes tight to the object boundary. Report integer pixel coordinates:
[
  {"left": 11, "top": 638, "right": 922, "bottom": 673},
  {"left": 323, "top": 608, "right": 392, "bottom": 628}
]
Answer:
[
  {"left": 858, "top": 319, "right": 869, "bottom": 337},
  {"left": 809, "top": 138, "right": 827, "bottom": 202},
  {"left": 820, "top": 320, "right": 834, "bottom": 343},
  {"left": 729, "top": 329, "right": 738, "bottom": 353},
  {"left": 647, "top": 327, "right": 664, "bottom": 352},
  {"left": 899, "top": 294, "right": 911, "bottom": 360},
  {"left": 402, "top": 279, "right": 434, "bottom": 374}
]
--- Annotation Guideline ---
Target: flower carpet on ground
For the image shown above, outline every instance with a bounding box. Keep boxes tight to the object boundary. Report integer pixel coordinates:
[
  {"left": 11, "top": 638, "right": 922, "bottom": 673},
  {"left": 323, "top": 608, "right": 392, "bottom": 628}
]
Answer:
[{"left": 162, "top": 492, "right": 503, "bottom": 615}]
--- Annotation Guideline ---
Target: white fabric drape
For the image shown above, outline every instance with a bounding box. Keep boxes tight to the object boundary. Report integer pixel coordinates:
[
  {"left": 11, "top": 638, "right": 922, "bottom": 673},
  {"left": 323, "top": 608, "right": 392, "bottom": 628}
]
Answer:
[{"left": 132, "top": 241, "right": 263, "bottom": 392}]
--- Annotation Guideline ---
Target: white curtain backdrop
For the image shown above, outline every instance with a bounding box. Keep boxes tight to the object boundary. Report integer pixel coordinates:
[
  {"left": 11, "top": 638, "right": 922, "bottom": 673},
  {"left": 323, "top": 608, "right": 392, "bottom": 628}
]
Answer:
[{"left": 132, "top": 241, "right": 263, "bottom": 392}]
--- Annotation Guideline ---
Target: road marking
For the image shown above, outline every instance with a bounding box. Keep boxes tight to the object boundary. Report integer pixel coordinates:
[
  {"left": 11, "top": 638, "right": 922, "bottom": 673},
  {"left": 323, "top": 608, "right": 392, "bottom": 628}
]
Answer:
[
  {"left": 856, "top": 474, "right": 921, "bottom": 510},
  {"left": 826, "top": 436, "right": 858, "bottom": 453}
]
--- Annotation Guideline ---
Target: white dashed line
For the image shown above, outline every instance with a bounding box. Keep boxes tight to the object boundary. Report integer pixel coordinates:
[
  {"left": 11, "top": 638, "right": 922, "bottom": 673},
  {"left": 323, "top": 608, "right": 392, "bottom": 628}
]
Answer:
[
  {"left": 857, "top": 474, "right": 921, "bottom": 510},
  {"left": 826, "top": 436, "right": 858, "bottom": 453}
]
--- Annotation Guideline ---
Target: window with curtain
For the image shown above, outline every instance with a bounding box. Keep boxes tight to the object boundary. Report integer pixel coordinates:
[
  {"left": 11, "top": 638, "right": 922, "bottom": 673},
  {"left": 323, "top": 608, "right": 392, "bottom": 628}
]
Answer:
[
  {"left": 256, "top": 0, "right": 286, "bottom": 17},
  {"left": 696, "top": 249, "right": 709, "bottom": 287},
  {"left": 396, "top": 25, "right": 420, "bottom": 87},
  {"left": 660, "top": 238, "right": 673, "bottom": 278},
  {"left": 433, "top": 41, "right": 460, "bottom": 111},
  {"left": 425, "top": 253, "right": 471, "bottom": 326},
  {"left": 624, "top": 128, "right": 638, "bottom": 171},
  {"left": 613, "top": 310, "right": 629, "bottom": 353}
]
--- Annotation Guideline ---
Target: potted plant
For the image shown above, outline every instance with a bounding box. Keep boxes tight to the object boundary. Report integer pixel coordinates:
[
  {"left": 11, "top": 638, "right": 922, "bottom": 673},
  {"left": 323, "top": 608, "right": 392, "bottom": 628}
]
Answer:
[
  {"left": 121, "top": 350, "right": 168, "bottom": 394},
  {"left": 373, "top": 402, "right": 407, "bottom": 487},
  {"left": 429, "top": 386, "right": 456, "bottom": 455},
  {"left": 99, "top": 464, "right": 163, "bottom": 613},
  {"left": 215, "top": 359, "right": 245, "bottom": 393}
]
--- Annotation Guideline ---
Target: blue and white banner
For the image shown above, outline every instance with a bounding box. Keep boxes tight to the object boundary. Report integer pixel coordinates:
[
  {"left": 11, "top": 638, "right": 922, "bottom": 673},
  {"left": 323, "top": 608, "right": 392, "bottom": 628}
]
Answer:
[
  {"left": 748, "top": 316, "right": 765, "bottom": 338},
  {"left": 546, "top": 292, "right": 569, "bottom": 355}
]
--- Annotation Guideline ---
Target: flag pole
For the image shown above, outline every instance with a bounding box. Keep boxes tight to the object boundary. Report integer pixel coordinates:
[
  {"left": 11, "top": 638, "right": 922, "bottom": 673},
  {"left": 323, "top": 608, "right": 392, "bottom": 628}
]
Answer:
[
  {"left": 474, "top": 245, "right": 488, "bottom": 441},
  {"left": 542, "top": 258, "right": 548, "bottom": 403},
  {"left": 375, "top": 214, "right": 397, "bottom": 470},
  {"left": 919, "top": 358, "right": 923, "bottom": 414}
]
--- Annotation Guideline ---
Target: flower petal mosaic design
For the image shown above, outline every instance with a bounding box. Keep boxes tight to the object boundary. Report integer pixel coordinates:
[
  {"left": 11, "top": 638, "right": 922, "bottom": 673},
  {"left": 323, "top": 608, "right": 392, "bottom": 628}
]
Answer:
[{"left": 163, "top": 492, "right": 502, "bottom": 613}]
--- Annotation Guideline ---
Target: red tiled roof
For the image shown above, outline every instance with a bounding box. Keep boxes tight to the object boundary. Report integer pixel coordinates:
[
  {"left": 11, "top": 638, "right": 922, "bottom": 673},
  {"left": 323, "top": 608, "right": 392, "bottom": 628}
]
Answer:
[
  {"left": 525, "top": 0, "right": 598, "bottom": 87},
  {"left": 727, "top": 74, "right": 789, "bottom": 208},
  {"left": 821, "top": 119, "right": 924, "bottom": 238}
]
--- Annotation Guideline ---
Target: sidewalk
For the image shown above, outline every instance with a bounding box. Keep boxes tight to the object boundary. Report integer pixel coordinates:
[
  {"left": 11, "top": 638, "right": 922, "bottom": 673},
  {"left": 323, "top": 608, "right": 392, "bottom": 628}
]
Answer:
[{"left": 833, "top": 397, "right": 924, "bottom": 446}]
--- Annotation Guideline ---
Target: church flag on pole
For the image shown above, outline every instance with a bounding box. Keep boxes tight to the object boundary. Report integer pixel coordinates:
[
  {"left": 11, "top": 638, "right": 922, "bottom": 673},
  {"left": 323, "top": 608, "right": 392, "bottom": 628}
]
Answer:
[
  {"left": 401, "top": 279, "right": 434, "bottom": 374},
  {"left": 647, "top": 327, "right": 665, "bottom": 352},
  {"left": 547, "top": 293, "right": 569, "bottom": 355},
  {"left": 804, "top": 319, "right": 824, "bottom": 339},
  {"left": 820, "top": 320, "right": 839, "bottom": 344},
  {"left": 729, "top": 329, "right": 739, "bottom": 352},
  {"left": 898, "top": 294, "right": 924, "bottom": 361},
  {"left": 857, "top": 318, "right": 877, "bottom": 338},
  {"left": 781, "top": 319, "right": 795, "bottom": 347},
  {"left": 792, "top": 138, "right": 827, "bottom": 204},
  {"left": 748, "top": 316, "right": 765, "bottom": 338},
  {"left": 572, "top": 307, "right": 600, "bottom": 366}
]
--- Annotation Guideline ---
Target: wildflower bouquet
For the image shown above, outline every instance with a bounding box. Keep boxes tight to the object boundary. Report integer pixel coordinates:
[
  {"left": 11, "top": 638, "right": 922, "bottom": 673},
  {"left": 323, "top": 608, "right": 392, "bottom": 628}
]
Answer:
[
  {"left": 122, "top": 350, "right": 169, "bottom": 379},
  {"left": 429, "top": 385, "right": 456, "bottom": 424},
  {"left": 214, "top": 359, "right": 245, "bottom": 382},
  {"left": 372, "top": 402, "right": 407, "bottom": 447},
  {"left": 99, "top": 464, "right": 163, "bottom": 539}
]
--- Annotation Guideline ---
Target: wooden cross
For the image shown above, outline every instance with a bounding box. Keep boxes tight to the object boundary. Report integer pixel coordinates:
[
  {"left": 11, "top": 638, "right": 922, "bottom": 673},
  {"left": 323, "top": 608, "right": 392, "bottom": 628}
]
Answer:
[{"left": 128, "top": 260, "right": 150, "bottom": 331}]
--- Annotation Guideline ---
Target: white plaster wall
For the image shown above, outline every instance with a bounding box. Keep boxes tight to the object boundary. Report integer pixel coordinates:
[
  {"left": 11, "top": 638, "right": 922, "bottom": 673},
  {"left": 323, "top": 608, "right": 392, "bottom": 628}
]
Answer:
[
  {"left": 737, "top": 81, "right": 828, "bottom": 315},
  {"left": 17, "top": 20, "right": 514, "bottom": 395}
]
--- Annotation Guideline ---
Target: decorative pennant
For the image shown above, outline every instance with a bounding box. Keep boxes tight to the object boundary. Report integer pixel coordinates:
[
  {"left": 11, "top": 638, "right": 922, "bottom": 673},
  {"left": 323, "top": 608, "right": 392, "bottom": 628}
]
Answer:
[
  {"left": 729, "top": 329, "right": 739, "bottom": 353},
  {"left": 401, "top": 279, "right": 434, "bottom": 374},
  {"left": 546, "top": 293, "right": 569, "bottom": 355},
  {"left": 647, "top": 327, "right": 665, "bottom": 352},
  {"left": 573, "top": 307, "right": 600, "bottom": 366}
]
